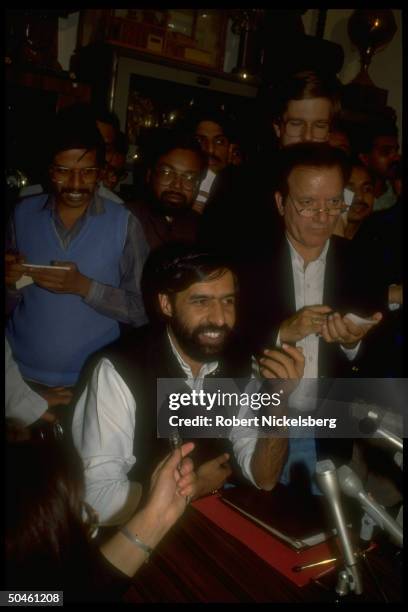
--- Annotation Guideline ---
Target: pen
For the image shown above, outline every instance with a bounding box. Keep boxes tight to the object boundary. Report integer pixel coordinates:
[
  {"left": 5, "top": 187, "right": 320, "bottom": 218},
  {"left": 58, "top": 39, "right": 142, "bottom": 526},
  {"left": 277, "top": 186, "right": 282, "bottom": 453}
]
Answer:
[
  {"left": 292, "top": 543, "right": 376, "bottom": 572},
  {"left": 293, "top": 558, "right": 337, "bottom": 572},
  {"left": 169, "top": 430, "right": 191, "bottom": 504}
]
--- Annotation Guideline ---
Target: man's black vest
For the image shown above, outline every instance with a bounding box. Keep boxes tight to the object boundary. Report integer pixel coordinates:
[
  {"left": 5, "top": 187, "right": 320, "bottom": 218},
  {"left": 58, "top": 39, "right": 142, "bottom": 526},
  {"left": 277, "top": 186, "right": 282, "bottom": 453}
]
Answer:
[{"left": 76, "top": 325, "right": 253, "bottom": 489}]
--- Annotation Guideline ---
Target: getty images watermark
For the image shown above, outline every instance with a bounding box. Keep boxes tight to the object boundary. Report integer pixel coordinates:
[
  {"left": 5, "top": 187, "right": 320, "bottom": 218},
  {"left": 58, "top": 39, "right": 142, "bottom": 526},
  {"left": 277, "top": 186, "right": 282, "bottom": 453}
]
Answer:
[
  {"left": 166, "top": 389, "right": 336, "bottom": 430},
  {"left": 157, "top": 378, "right": 407, "bottom": 440}
]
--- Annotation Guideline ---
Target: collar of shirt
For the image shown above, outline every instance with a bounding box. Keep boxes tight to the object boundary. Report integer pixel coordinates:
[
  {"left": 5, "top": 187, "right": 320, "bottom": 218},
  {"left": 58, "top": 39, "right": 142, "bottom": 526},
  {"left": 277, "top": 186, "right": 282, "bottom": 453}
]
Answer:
[
  {"left": 167, "top": 327, "right": 218, "bottom": 386},
  {"left": 374, "top": 180, "right": 397, "bottom": 211},
  {"left": 286, "top": 234, "right": 330, "bottom": 271},
  {"left": 97, "top": 183, "right": 124, "bottom": 204},
  {"left": 42, "top": 192, "right": 106, "bottom": 217}
]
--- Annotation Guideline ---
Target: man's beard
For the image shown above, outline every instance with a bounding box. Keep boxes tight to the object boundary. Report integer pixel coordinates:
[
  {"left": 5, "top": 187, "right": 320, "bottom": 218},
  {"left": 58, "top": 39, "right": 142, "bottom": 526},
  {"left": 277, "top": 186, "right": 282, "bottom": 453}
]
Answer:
[
  {"left": 155, "top": 191, "right": 190, "bottom": 217},
  {"left": 170, "top": 315, "right": 233, "bottom": 363}
]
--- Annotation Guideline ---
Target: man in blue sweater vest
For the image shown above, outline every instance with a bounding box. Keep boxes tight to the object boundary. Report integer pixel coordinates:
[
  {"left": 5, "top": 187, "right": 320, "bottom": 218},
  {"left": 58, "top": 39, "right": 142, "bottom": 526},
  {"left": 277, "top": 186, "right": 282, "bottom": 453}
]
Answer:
[{"left": 6, "top": 105, "right": 149, "bottom": 391}]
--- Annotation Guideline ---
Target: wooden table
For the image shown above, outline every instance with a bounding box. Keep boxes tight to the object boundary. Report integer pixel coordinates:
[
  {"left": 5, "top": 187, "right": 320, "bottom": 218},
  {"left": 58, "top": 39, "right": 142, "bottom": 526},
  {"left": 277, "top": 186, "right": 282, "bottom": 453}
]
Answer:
[{"left": 124, "top": 506, "right": 402, "bottom": 603}]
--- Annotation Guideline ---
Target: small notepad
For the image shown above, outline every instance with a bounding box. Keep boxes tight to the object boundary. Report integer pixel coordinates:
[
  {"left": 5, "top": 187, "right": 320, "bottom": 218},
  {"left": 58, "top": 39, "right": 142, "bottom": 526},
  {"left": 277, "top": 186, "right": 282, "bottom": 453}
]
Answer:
[{"left": 16, "top": 274, "right": 34, "bottom": 289}]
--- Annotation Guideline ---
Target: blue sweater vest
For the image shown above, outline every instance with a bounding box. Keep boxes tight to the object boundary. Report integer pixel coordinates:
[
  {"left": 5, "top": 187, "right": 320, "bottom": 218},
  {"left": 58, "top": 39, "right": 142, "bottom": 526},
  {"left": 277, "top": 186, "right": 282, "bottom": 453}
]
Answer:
[{"left": 6, "top": 195, "right": 129, "bottom": 386}]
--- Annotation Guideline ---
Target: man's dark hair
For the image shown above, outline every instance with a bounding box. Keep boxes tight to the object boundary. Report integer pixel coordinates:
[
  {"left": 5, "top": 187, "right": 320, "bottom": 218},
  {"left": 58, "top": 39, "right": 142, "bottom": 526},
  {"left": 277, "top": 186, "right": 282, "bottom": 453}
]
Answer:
[
  {"left": 183, "top": 106, "right": 237, "bottom": 142},
  {"left": 145, "top": 128, "right": 208, "bottom": 174},
  {"left": 357, "top": 119, "right": 399, "bottom": 155},
  {"left": 141, "top": 243, "right": 236, "bottom": 319},
  {"left": 276, "top": 142, "right": 352, "bottom": 198},
  {"left": 349, "top": 157, "right": 376, "bottom": 184},
  {"left": 49, "top": 103, "right": 105, "bottom": 167},
  {"left": 270, "top": 69, "right": 341, "bottom": 121}
]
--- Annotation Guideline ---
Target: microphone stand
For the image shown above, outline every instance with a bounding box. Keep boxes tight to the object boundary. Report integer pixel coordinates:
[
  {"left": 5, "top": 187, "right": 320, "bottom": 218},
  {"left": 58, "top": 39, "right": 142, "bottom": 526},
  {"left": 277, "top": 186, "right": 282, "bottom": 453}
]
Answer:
[{"left": 316, "top": 460, "right": 363, "bottom": 598}]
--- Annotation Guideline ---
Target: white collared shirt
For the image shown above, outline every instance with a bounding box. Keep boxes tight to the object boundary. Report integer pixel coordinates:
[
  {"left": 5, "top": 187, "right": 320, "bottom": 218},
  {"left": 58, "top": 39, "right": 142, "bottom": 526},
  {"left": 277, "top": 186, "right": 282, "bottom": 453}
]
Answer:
[
  {"left": 286, "top": 236, "right": 329, "bottom": 378},
  {"left": 194, "top": 168, "right": 217, "bottom": 212}
]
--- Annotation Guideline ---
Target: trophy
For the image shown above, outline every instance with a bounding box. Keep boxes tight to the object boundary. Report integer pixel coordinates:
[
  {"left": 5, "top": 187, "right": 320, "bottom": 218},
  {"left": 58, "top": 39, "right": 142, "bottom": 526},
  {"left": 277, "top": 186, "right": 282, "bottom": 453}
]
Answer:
[{"left": 344, "top": 9, "right": 397, "bottom": 111}]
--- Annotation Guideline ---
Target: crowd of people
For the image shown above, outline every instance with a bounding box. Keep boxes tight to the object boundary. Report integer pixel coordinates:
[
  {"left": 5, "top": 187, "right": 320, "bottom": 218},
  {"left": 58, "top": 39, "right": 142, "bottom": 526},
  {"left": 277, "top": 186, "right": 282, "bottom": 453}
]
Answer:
[{"left": 5, "top": 68, "right": 403, "bottom": 602}]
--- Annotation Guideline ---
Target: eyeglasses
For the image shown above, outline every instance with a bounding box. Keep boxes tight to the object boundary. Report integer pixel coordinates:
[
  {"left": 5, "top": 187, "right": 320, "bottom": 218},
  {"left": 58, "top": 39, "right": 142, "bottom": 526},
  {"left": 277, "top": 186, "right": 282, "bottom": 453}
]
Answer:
[
  {"left": 282, "top": 119, "right": 330, "bottom": 140},
  {"left": 288, "top": 194, "right": 347, "bottom": 217},
  {"left": 155, "top": 165, "right": 200, "bottom": 189},
  {"left": 51, "top": 165, "right": 100, "bottom": 183}
]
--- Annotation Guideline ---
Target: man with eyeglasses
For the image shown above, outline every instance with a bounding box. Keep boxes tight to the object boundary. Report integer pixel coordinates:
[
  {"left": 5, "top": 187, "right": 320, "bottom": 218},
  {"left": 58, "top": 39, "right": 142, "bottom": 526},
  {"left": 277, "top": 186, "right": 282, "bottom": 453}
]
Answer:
[
  {"left": 239, "top": 143, "right": 384, "bottom": 487},
  {"left": 129, "top": 130, "right": 207, "bottom": 250},
  {"left": 5, "top": 105, "right": 149, "bottom": 395},
  {"left": 242, "top": 142, "right": 383, "bottom": 373},
  {"left": 271, "top": 70, "right": 339, "bottom": 148}
]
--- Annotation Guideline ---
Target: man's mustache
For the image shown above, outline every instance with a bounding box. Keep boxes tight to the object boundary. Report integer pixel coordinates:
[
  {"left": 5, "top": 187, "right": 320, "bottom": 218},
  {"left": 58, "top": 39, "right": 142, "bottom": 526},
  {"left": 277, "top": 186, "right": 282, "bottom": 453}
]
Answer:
[
  {"left": 350, "top": 200, "right": 369, "bottom": 210},
  {"left": 60, "top": 188, "right": 92, "bottom": 194},
  {"left": 161, "top": 191, "right": 187, "bottom": 202},
  {"left": 193, "top": 324, "right": 231, "bottom": 336}
]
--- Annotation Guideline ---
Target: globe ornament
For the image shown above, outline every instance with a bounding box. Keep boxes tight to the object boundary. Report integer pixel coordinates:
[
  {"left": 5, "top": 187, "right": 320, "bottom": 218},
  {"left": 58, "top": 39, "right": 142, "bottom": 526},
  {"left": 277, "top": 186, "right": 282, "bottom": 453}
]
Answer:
[{"left": 348, "top": 10, "right": 397, "bottom": 87}]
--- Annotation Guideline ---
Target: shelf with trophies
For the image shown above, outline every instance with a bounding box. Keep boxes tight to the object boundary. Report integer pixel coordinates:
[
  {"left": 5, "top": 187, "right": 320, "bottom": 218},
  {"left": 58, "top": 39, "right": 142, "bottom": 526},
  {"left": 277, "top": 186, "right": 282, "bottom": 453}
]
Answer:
[{"left": 6, "top": 10, "right": 90, "bottom": 107}]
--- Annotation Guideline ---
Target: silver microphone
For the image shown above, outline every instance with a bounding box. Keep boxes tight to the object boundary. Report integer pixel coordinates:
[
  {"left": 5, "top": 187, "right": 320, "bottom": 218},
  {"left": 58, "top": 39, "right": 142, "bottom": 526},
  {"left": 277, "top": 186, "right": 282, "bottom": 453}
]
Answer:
[
  {"left": 359, "top": 414, "right": 403, "bottom": 451},
  {"left": 316, "top": 459, "right": 363, "bottom": 595},
  {"left": 337, "top": 464, "right": 403, "bottom": 548}
]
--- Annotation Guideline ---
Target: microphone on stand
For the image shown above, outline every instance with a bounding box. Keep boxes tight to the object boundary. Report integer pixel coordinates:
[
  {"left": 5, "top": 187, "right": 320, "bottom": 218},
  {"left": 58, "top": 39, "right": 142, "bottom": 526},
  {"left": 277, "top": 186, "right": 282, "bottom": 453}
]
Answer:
[
  {"left": 351, "top": 401, "right": 403, "bottom": 438},
  {"left": 337, "top": 465, "right": 403, "bottom": 548},
  {"left": 316, "top": 459, "right": 363, "bottom": 595}
]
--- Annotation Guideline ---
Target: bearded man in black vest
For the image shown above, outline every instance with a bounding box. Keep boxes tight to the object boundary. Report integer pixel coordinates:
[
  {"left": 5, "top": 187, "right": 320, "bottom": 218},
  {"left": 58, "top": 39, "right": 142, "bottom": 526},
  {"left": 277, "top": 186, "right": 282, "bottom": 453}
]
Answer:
[{"left": 72, "top": 245, "right": 304, "bottom": 525}]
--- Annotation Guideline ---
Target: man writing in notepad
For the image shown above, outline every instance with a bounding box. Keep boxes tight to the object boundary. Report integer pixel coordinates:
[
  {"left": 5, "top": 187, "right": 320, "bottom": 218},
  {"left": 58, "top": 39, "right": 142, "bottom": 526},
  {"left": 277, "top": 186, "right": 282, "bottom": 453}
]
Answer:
[{"left": 5, "top": 104, "right": 149, "bottom": 393}]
